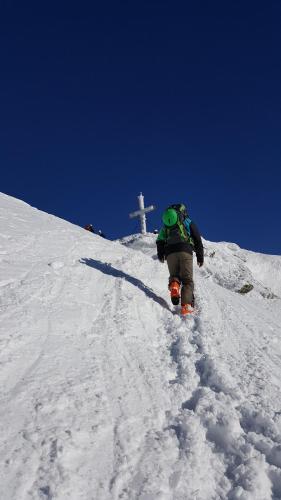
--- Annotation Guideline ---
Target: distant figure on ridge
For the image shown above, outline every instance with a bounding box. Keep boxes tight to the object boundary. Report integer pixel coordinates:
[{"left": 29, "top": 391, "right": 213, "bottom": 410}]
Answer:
[
  {"left": 98, "top": 229, "right": 106, "bottom": 238},
  {"left": 84, "top": 224, "right": 95, "bottom": 233},
  {"left": 156, "top": 203, "right": 204, "bottom": 316}
]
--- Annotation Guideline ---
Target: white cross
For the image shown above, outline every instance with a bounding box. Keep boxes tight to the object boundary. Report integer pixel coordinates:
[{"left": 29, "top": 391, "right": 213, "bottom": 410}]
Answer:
[{"left": 129, "top": 193, "right": 156, "bottom": 235}]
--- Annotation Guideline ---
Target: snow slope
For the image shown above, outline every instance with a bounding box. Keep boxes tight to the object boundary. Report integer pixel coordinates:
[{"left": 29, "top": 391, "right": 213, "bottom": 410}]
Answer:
[{"left": 1, "top": 192, "right": 281, "bottom": 500}]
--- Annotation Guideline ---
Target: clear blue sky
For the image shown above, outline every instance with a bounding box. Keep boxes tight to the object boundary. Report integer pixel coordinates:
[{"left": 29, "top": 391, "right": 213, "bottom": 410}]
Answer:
[{"left": 1, "top": 1, "right": 280, "bottom": 253}]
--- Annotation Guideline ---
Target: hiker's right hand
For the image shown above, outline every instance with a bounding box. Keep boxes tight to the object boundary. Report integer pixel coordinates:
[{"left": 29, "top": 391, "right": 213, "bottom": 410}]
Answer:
[
  {"left": 197, "top": 261, "right": 203, "bottom": 267},
  {"left": 158, "top": 256, "right": 165, "bottom": 263}
]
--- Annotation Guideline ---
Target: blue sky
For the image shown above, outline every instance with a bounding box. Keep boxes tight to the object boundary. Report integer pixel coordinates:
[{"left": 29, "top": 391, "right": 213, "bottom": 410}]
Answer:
[{"left": 1, "top": 0, "right": 280, "bottom": 253}]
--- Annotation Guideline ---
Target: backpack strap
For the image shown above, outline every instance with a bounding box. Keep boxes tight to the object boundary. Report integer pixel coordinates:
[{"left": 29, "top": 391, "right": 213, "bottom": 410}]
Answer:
[{"left": 177, "top": 220, "right": 187, "bottom": 240}]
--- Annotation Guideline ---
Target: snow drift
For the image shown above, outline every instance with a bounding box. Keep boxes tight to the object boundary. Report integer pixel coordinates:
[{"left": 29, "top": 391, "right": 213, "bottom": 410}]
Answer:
[{"left": 0, "top": 192, "right": 281, "bottom": 500}]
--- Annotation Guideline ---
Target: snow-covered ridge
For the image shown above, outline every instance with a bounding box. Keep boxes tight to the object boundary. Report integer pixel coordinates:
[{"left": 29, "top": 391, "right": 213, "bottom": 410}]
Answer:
[
  {"left": 121, "top": 233, "right": 281, "bottom": 299},
  {"left": 1, "top": 193, "right": 281, "bottom": 500}
]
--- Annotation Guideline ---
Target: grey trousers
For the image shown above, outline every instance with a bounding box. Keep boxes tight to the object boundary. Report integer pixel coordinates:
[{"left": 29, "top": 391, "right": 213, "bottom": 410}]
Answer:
[{"left": 166, "top": 252, "right": 194, "bottom": 305}]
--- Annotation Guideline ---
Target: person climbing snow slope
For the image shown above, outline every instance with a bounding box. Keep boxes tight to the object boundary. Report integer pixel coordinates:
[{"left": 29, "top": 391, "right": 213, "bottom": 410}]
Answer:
[{"left": 156, "top": 203, "right": 204, "bottom": 316}]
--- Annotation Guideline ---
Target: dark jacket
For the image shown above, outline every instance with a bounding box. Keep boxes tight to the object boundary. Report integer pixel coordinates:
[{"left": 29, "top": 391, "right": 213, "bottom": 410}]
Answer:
[{"left": 156, "top": 220, "right": 204, "bottom": 264}]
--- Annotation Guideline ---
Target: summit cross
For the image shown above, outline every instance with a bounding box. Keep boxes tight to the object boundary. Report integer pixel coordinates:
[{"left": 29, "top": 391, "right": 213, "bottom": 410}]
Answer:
[{"left": 129, "top": 193, "right": 156, "bottom": 235}]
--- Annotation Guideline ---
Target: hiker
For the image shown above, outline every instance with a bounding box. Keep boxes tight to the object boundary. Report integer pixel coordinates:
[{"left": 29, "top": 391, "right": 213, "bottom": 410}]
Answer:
[
  {"left": 156, "top": 203, "right": 204, "bottom": 315},
  {"left": 98, "top": 229, "right": 106, "bottom": 238},
  {"left": 84, "top": 224, "right": 95, "bottom": 233}
]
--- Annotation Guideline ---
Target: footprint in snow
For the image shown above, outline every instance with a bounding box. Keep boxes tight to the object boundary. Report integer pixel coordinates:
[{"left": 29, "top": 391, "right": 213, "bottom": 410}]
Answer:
[{"left": 49, "top": 261, "right": 64, "bottom": 271}]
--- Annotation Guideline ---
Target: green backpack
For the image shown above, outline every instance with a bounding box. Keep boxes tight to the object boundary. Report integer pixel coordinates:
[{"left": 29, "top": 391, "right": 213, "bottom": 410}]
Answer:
[{"left": 162, "top": 204, "right": 194, "bottom": 247}]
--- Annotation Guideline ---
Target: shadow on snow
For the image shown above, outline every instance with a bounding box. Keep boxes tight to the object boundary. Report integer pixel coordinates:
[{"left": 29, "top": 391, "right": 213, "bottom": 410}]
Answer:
[{"left": 80, "top": 258, "right": 171, "bottom": 312}]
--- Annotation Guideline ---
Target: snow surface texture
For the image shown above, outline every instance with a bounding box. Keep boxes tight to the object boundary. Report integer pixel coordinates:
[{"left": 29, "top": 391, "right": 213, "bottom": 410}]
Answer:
[{"left": 1, "top": 192, "right": 281, "bottom": 500}]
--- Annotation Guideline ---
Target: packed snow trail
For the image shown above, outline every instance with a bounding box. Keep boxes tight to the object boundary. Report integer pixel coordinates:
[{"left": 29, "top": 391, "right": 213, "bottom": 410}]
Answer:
[{"left": 1, "top": 193, "right": 281, "bottom": 500}]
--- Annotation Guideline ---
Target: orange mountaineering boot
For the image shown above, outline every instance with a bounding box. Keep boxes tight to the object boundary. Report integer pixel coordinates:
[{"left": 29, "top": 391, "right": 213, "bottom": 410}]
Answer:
[
  {"left": 169, "top": 280, "right": 180, "bottom": 305},
  {"left": 181, "top": 304, "right": 194, "bottom": 316}
]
